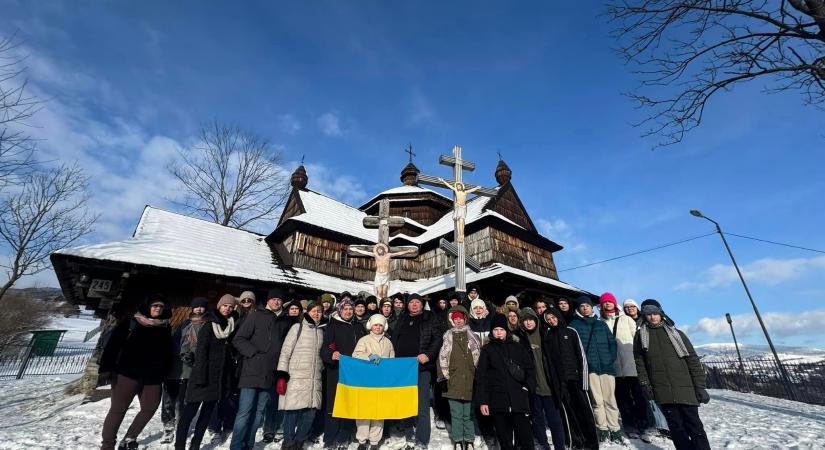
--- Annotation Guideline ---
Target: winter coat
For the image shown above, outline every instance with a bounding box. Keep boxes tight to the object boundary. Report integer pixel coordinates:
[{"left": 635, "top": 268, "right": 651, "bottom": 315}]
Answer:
[
  {"left": 352, "top": 332, "right": 394, "bottom": 359},
  {"left": 382, "top": 310, "right": 398, "bottom": 339},
  {"left": 438, "top": 326, "right": 480, "bottom": 401},
  {"left": 179, "top": 319, "right": 205, "bottom": 380},
  {"left": 475, "top": 333, "right": 536, "bottom": 413},
  {"left": 517, "top": 326, "right": 553, "bottom": 397},
  {"left": 602, "top": 311, "right": 638, "bottom": 377},
  {"left": 232, "top": 307, "right": 292, "bottom": 390},
  {"left": 634, "top": 324, "right": 705, "bottom": 406},
  {"left": 469, "top": 311, "right": 494, "bottom": 347},
  {"left": 99, "top": 306, "right": 173, "bottom": 385},
  {"left": 542, "top": 315, "right": 587, "bottom": 388},
  {"left": 167, "top": 319, "right": 188, "bottom": 380},
  {"left": 277, "top": 315, "right": 325, "bottom": 410},
  {"left": 320, "top": 311, "right": 365, "bottom": 413},
  {"left": 391, "top": 309, "right": 445, "bottom": 372},
  {"left": 187, "top": 311, "right": 238, "bottom": 403},
  {"left": 570, "top": 312, "right": 617, "bottom": 376}
]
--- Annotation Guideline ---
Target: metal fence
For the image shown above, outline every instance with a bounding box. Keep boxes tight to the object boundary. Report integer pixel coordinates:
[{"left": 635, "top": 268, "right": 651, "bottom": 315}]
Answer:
[
  {"left": 0, "top": 343, "right": 95, "bottom": 379},
  {"left": 702, "top": 358, "right": 825, "bottom": 406}
]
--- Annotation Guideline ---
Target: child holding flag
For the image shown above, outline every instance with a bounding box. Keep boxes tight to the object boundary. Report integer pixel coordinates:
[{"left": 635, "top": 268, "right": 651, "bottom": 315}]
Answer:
[{"left": 352, "top": 313, "right": 395, "bottom": 450}]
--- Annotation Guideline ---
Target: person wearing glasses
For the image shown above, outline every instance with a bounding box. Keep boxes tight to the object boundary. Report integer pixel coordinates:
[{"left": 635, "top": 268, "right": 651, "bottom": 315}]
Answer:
[
  {"left": 236, "top": 291, "right": 257, "bottom": 328},
  {"left": 99, "top": 294, "right": 173, "bottom": 450}
]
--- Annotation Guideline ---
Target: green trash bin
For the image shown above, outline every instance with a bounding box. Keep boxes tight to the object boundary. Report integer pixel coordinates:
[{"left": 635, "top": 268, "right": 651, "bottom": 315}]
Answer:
[{"left": 30, "top": 330, "right": 67, "bottom": 356}]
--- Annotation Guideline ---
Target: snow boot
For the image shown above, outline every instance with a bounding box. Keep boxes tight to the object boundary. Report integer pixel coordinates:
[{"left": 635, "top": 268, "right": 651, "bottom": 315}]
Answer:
[
  {"left": 161, "top": 424, "right": 175, "bottom": 444},
  {"left": 357, "top": 443, "right": 368, "bottom": 450},
  {"left": 117, "top": 438, "right": 138, "bottom": 450},
  {"left": 597, "top": 430, "right": 609, "bottom": 443},
  {"left": 609, "top": 431, "right": 627, "bottom": 445},
  {"left": 262, "top": 432, "right": 274, "bottom": 443},
  {"left": 436, "top": 419, "right": 447, "bottom": 430}
]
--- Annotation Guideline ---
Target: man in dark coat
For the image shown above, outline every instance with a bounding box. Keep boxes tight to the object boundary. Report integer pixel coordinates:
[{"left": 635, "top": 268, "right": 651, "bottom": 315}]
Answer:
[
  {"left": 390, "top": 293, "right": 445, "bottom": 449},
  {"left": 475, "top": 313, "right": 536, "bottom": 450},
  {"left": 542, "top": 309, "right": 600, "bottom": 450},
  {"left": 634, "top": 301, "right": 710, "bottom": 450},
  {"left": 230, "top": 288, "right": 292, "bottom": 450},
  {"left": 319, "top": 298, "right": 364, "bottom": 450},
  {"left": 570, "top": 296, "right": 621, "bottom": 444}
]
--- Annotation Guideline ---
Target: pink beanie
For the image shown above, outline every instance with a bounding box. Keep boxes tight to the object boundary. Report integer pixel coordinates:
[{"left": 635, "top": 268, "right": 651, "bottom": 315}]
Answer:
[{"left": 599, "top": 292, "right": 618, "bottom": 307}]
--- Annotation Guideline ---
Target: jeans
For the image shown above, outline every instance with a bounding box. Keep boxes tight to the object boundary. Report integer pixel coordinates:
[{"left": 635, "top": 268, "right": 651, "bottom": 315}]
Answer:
[
  {"left": 229, "top": 388, "right": 272, "bottom": 450},
  {"left": 448, "top": 399, "right": 474, "bottom": 443},
  {"left": 282, "top": 408, "right": 316, "bottom": 442},
  {"left": 174, "top": 401, "right": 216, "bottom": 448},
  {"left": 530, "top": 394, "right": 565, "bottom": 450},
  {"left": 660, "top": 404, "right": 711, "bottom": 450},
  {"left": 262, "top": 392, "right": 284, "bottom": 435},
  {"left": 397, "top": 370, "right": 432, "bottom": 445},
  {"left": 161, "top": 379, "right": 187, "bottom": 428}
]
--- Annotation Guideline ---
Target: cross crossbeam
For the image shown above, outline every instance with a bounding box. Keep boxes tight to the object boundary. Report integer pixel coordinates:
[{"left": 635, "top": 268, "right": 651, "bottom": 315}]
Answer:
[{"left": 439, "top": 238, "right": 481, "bottom": 272}]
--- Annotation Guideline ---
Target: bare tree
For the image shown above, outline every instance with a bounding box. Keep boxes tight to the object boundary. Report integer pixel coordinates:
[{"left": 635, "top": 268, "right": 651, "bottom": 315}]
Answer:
[
  {"left": 0, "top": 164, "right": 97, "bottom": 302},
  {"left": 0, "top": 32, "right": 38, "bottom": 187},
  {"left": 168, "top": 121, "right": 290, "bottom": 229},
  {"left": 606, "top": 0, "right": 825, "bottom": 147}
]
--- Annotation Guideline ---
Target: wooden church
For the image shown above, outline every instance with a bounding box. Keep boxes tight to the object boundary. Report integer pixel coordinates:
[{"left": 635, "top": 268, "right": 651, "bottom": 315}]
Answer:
[{"left": 51, "top": 157, "right": 589, "bottom": 316}]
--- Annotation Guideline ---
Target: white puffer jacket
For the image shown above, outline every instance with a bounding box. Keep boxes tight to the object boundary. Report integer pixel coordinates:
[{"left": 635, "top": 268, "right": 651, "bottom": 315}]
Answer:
[
  {"left": 602, "top": 311, "right": 638, "bottom": 377},
  {"left": 277, "top": 318, "right": 325, "bottom": 410}
]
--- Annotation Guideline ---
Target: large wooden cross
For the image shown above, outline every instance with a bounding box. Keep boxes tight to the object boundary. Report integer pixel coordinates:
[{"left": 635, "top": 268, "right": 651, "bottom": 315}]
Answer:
[
  {"left": 347, "top": 198, "right": 418, "bottom": 298},
  {"left": 418, "top": 145, "right": 496, "bottom": 293}
]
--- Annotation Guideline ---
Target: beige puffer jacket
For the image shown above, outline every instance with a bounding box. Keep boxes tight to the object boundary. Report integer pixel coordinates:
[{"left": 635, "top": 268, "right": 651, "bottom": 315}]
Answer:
[
  {"left": 602, "top": 311, "right": 638, "bottom": 377},
  {"left": 352, "top": 332, "right": 394, "bottom": 359},
  {"left": 277, "top": 318, "right": 324, "bottom": 410}
]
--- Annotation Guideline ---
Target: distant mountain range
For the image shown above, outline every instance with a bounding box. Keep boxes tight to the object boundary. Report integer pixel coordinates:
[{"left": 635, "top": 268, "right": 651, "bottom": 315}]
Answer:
[{"left": 696, "top": 343, "right": 825, "bottom": 363}]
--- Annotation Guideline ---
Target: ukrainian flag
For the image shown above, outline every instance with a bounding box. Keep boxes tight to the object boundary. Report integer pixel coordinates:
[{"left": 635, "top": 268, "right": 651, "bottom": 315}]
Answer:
[{"left": 332, "top": 355, "right": 418, "bottom": 420}]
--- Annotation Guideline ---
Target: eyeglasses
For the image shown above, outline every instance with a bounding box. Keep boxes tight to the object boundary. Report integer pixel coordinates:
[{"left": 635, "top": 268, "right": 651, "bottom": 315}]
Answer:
[
  {"left": 241, "top": 299, "right": 253, "bottom": 304},
  {"left": 150, "top": 303, "right": 165, "bottom": 308}
]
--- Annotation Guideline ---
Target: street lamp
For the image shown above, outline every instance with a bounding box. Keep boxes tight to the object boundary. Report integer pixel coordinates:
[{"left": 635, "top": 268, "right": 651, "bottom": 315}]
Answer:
[
  {"left": 690, "top": 209, "right": 795, "bottom": 400},
  {"left": 726, "top": 313, "right": 751, "bottom": 393}
]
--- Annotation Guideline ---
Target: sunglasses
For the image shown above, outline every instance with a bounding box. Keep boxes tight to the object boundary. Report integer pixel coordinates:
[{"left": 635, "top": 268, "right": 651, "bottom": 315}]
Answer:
[
  {"left": 241, "top": 299, "right": 253, "bottom": 303},
  {"left": 150, "top": 303, "right": 165, "bottom": 308}
]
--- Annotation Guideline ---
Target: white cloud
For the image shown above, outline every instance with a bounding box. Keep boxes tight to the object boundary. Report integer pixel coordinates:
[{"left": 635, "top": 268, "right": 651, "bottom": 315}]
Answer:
[
  {"left": 677, "top": 255, "right": 825, "bottom": 290},
  {"left": 407, "top": 90, "right": 435, "bottom": 126},
  {"left": 302, "top": 162, "right": 367, "bottom": 206},
  {"left": 683, "top": 309, "right": 825, "bottom": 339},
  {"left": 275, "top": 114, "right": 301, "bottom": 135},
  {"left": 536, "top": 218, "right": 586, "bottom": 253},
  {"left": 317, "top": 112, "right": 342, "bottom": 136}
]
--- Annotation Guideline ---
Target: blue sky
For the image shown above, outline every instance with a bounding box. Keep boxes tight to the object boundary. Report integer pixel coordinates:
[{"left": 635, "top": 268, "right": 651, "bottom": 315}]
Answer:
[{"left": 3, "top": 1, "right": 824, "bottom": 346}]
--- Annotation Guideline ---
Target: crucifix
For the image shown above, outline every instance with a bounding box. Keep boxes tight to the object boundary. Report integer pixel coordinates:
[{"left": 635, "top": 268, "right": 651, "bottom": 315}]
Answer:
[
  {"left": 418, "top": 145, "right": 496, "bottom": 292},
  {"left": 348, "top": 198, "right": 418, "bottom": 298}
]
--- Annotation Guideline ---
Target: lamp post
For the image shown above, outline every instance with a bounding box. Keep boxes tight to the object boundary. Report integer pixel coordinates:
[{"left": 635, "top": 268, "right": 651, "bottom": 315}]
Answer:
[
  {"left": 726, "top": 313, "right": 751, "bottom": 393},
  {"left": 690, "top": 210, "right": 795, "bottom": 400}
]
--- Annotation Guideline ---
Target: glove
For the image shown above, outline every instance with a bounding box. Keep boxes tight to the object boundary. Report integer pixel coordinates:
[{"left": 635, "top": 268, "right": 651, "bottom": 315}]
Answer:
[
  {"left": 276, "top": 377, "right": 288, "bottom": 396},
  {"left": 368, "top": 354, "right": 382, "bottom": 364},
  {"left": 641, "top": 382, "right": 654, "bottom": 400},
  {"left": 695, "top": 387, "right": 710, "bottom": 404}
]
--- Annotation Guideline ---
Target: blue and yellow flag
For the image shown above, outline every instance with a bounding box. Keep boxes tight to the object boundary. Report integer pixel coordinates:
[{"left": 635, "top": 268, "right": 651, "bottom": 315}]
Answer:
[{"left": 332, "top": 355, "right": 418, "bottom": 420}]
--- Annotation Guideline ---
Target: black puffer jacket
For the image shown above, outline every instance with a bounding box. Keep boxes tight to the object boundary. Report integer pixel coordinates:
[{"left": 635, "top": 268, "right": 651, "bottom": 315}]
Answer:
[
  {"left": 232, "top": 307, "right": 292, "bottom": 389},
  {"left": 320, "top": 311, "right": 365, "bottom": 413},
  {"left": 392, "top": 309, "right": 445, "bottom": 371},
  {"left": 187, "top": 310, "right": 239, "bottom": 403},
  {"left": 475, "top": 334, "right": 536, "bottom": 413},
  {"left": 98, "top": 300, "right": 173, "bottom": 385}
]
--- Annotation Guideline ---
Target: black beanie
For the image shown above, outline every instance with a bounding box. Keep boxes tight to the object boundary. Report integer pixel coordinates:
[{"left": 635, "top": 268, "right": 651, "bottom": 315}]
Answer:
[
  {"left": 365, "top": 295, "right": 378, "bottom": 305},
  {"left": 267, "top": 287, "right": 286, "bottom": 300},
  {"left": 490, "top": 313, "right": 509, "bottom": 332},
  {"left": 641, "top": 298, "right": 661, "bottom": 309},
  {"left": 191, "top": 297, "right": 209, "bottom": 309}
]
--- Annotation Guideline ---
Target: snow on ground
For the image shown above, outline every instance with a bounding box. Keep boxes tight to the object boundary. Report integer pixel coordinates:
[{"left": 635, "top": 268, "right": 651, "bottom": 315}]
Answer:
[
  {"left": 1, "top": 376, "right": 824, "bottom": 450},
  {"left": 49, "top": 313, "right": 101, "bottom": 347}
]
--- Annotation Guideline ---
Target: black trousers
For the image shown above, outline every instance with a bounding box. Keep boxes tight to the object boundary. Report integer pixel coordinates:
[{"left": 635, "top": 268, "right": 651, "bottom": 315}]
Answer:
[
  {"left": 563, "top": 380, "right": 599, "bottom": 450},
  {"left": 161, "top": 379, "right": 188, "bottom": 427},
  {"left": 660, "top": 404, "right": 710, "bottom": 450},
  {"left": 175, "top": 401, "right": 216, "bottom": 449},
  {"left": 207, "top": 390, "right": 238, "bottom": 433},
  {"left": 323, "top": 414, "right": 355, "bottom": 446},
  {"left": 491, "top": 412, "right": 534, "bottom": 450},
  {"left": 615, "top": 376, "right": 649, "bottom": 430}
]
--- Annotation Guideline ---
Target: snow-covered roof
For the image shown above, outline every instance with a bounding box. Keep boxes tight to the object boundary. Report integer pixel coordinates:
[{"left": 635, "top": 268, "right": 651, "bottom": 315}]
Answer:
[
  {"left": 284, "top": 190, "right": 378, "bottom": 242},
  {"left": 389, "top": 192, "right": 522, "bottom": 245},
  {"left": 54, "top": 206, "right": 372, "bottom": 293},
  {"left": 359, "top": 184, "right": 451, "bottom": 209},
  {"left": 394, "top": 262, "right": 586, "bottom": 296}
]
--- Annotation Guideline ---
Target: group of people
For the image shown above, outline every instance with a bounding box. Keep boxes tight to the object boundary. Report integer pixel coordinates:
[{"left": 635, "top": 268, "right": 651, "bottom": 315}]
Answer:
[{"left": 98, "top": 285, "right": 711, "bottom": 450}]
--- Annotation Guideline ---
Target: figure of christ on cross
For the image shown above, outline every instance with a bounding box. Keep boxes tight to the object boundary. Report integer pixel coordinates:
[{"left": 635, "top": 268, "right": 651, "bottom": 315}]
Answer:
[
  {"left": 349, "top": 243, "right": 417, "bottom": 299},
  {"left": 438, "top": 177, "right": 481, "bottom": 243}
]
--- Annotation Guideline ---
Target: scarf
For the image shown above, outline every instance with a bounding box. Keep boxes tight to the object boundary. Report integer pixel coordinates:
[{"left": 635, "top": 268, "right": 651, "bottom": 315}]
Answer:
[
  {"left": 640, "top": 321, "right": 689, "bottom": 358},
  {"left": 134, "top": 312, "right": 169, "bottom": 327},
  {"left": 212, "top": 316, "right": 235, "bottom": 340}
]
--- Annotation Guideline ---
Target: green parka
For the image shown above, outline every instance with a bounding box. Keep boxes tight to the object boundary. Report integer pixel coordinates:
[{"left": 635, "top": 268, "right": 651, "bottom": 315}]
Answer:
[{"left": 633, "top": 324, "right": 705, "bottom": 406}]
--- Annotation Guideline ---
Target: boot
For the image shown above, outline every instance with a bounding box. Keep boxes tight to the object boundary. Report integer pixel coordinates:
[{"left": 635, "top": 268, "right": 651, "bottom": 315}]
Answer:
[
  {"left": 262, "top": 432, "right": 274, "bottom": 443},
  {"left": 357, "top": 443, "right": 368, "bottom": 450},
  {"left": 597, "top": 429, "right": 609, "bottom": 443},
  {"left": 117, "top": 438, "right": 138, "bottom": 450},
  {"left": 453, "top": 443, "right": 462, "bottom": 450}
]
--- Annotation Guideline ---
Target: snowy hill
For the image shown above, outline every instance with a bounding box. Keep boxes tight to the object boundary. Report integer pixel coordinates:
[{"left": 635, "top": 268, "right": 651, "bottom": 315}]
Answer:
[
  {"left": 696, "top": 343, "right": 825, "bottom": 363},
  {"left": 2, "top": 375, "right": 825, "bottom": 449}
]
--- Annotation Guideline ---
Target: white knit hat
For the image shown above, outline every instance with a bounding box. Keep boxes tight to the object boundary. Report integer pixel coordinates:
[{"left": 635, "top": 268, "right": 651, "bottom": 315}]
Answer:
[
  {"left": 505, "top": 295, "right": 519, "bottom": 308},
  {"left": 623, "top": 299, "right": 638, "bottom": 308},
  {"left": 470, "top": 298, "right": 487, "bottom": 311},
  {"left": 366, "top": 313, "right": 388, "bottom": 331}
]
